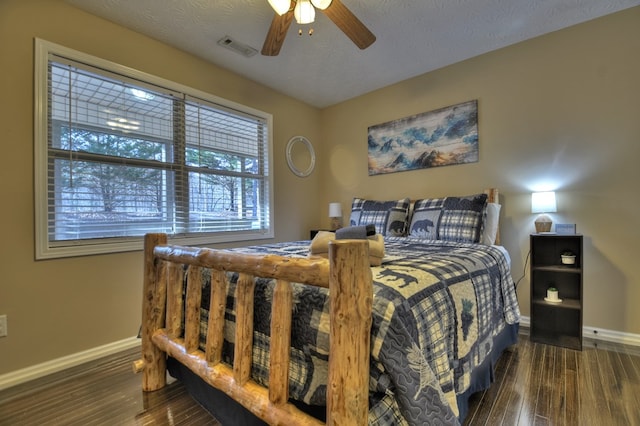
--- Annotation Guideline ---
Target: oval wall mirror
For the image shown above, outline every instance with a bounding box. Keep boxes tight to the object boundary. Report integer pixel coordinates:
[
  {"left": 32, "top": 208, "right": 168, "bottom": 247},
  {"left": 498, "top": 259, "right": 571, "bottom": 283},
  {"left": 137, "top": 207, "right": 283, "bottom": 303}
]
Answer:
[{"left": 286, "top": 136, "right": 315, "bottom": 177}]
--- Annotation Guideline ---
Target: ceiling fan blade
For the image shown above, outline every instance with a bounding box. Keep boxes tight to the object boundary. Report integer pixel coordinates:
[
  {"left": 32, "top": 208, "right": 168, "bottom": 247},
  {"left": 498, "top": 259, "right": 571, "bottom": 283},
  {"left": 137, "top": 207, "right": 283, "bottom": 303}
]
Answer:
[
  {"left": 261, "top": 7, "right": 295, "bottom": 56},
  {"left": 322, "top": 0, "right": 376, "bottom": 50}
]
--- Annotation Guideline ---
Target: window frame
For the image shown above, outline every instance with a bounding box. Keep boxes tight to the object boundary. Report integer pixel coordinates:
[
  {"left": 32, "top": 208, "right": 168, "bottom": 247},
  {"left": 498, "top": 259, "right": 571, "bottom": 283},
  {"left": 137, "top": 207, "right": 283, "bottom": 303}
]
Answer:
[{"left": 34, "top": 38, "right": 274, "bottom": 259}]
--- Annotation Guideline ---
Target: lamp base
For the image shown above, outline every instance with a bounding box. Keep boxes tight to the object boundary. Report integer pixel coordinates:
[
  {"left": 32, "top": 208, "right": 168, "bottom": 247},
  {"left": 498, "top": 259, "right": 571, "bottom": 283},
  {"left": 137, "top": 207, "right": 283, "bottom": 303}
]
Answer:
[
  {"left": 535, "top": 214, "right": 552, "bottom": 233},
  {"left": 330, "top": 217, "right": 343, "bottom": 231}
]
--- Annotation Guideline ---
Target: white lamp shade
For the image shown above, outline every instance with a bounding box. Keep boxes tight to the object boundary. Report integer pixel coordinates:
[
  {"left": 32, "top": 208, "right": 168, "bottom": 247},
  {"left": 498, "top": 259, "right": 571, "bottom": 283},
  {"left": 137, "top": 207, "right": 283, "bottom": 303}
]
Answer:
[
  {"left": 531, "top": 191, "right": 557, "bottom": 213},
  {"left": 310, "top": 0, "right": 332, "bottom": 10},
  {"left": 294, "top": 0, "right": 315, "bottom": 24},
  {"left": 328, "top": 202, "right": 342, "bottom": 218},
  {"left": 268, "top": 0, "right": 290, "bottom": 15}
]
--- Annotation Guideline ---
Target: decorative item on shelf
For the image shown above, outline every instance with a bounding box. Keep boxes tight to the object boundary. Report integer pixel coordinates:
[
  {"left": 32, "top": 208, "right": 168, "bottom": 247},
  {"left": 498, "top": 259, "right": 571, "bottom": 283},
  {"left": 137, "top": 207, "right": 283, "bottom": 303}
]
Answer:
[
  {"left": 561, "top": 251, "right": 576, "bottom": 265},
  {"left": 545, "top": 286, "right": 562, "bottom": 303},
  {"left": 531, "top": 191, "right": 557, "bottom": 233},
  {"left": 329, "top": 202, "right": 343, "bottom": 230},
  {"left": 556, "top": 223, "right": 576, "bottom": 234}
]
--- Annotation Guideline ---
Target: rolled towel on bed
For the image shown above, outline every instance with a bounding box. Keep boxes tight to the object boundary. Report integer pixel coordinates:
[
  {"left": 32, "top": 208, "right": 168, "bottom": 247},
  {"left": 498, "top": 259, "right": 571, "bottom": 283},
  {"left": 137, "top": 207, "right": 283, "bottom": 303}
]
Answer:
[
  {"left": 309, "top": 231, "right": 335, "bottom": 255},
  {"left": 309, "top": 230, "right": 384, "bottom": 266},
  {"left": 335, "top": 224, "right": 376, "bottom": 240},
  {"left": 366, "top": 234, "right": 385, "bottom": 263}
]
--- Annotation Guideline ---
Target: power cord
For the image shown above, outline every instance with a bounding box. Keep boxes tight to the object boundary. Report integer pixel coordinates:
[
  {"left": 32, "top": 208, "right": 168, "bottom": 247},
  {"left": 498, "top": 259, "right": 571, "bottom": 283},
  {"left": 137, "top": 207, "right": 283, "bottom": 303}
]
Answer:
[{"left": 513, "top": 250, "right": 530, "bottom": 290}]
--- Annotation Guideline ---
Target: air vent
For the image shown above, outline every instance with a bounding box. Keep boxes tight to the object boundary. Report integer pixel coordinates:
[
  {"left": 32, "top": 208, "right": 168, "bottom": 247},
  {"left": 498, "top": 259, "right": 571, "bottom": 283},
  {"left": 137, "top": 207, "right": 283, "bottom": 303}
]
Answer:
[{"left": 217, "top": 36, "right": 258, "bottom": 58}]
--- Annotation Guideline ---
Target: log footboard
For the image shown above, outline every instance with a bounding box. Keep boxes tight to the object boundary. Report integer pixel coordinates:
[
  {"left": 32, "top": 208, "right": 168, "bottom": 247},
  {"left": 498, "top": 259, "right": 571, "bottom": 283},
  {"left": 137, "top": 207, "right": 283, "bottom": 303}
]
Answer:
[{"left": 136, "top": 233, "right": 373, "bottom": 425}]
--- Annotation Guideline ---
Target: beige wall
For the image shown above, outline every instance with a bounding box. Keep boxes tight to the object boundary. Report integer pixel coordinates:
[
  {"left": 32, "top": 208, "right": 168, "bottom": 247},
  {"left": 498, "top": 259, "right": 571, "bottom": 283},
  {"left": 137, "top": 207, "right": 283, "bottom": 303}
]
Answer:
[
  {"left": 0, "top": 0, "right": 321, "bottom": 374},
  {"left": 1, "top": 0, "right": 638, "bottom": 376},
  {"left": 319, "top": 7, "right": 640, "bottom": 336}
]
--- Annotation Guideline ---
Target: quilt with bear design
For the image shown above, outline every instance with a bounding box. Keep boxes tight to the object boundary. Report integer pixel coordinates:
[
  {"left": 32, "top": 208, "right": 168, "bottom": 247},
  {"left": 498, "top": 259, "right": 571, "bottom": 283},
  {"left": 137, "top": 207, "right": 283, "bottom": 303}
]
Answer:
[{"left": 191, "top": 237, "right": 520, "bottom": 425}]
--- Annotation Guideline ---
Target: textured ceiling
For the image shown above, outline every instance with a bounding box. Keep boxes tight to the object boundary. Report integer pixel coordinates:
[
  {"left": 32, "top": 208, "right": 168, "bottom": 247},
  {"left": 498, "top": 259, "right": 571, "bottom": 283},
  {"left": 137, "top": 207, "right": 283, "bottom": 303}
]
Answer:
[{"left": 65, "top": 0, "right": 640, "bottom": 108}]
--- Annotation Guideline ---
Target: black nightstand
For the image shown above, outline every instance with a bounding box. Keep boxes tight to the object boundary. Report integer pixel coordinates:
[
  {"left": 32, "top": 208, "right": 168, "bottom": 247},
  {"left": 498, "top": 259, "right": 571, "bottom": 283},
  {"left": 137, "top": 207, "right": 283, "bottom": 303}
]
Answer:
[
  {"left": 309, "top": 229, "right": 333, "bottom": 239},
  {"left": 530, "top": 234, "right": 583, "bottom": 350}
]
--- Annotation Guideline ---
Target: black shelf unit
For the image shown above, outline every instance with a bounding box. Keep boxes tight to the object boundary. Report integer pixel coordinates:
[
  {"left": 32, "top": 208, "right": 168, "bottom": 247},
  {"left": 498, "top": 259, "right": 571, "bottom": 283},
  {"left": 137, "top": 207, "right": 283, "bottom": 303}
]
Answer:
[{"left": 530, "top": 233, "right": 583, "bottom": 350}]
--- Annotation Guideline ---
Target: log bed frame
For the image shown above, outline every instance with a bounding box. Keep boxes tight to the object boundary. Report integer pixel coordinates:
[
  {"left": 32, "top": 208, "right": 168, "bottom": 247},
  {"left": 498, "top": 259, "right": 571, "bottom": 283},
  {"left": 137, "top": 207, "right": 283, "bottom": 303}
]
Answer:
[
  {"left": 135, "top": 234, "right": 372, "bottom": 425},
  {"left": 135, "top": 189, "right": 500, "bottom": 425}
]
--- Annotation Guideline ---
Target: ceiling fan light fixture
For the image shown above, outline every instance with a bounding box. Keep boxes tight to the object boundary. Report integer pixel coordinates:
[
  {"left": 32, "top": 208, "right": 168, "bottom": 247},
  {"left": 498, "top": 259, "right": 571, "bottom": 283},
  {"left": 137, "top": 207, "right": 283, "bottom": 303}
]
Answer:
[
  {"left": 262, "top": 0, "right": 375, "bottom": 56},
  {"left": 294, "top": 0, "right": 315, "bottom": 24},
  {"left": 267, "top": 0, "right": 291, "bottom": 16},
  {"left": 310, "top": 0, "right": 332, "bottom": 10}
]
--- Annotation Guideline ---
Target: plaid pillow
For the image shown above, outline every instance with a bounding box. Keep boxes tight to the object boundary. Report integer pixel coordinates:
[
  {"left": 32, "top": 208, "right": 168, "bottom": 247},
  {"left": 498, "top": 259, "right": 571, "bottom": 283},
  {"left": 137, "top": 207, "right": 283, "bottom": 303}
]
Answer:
[
  {"left": 349, "top": 198, "right": 410, "bottom": 236},
  {"left": 437, "top": 194, "right": 488, "bottom": 243},
  {"left": 408, "top": 198, "right": 445, "bottom": 239}
]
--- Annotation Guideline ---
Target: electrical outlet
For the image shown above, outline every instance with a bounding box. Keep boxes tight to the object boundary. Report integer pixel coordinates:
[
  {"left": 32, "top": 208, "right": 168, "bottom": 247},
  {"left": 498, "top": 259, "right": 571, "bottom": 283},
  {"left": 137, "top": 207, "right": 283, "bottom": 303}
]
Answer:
[{"left": 0, "top": 315, "right": 7, "bottom": 337}]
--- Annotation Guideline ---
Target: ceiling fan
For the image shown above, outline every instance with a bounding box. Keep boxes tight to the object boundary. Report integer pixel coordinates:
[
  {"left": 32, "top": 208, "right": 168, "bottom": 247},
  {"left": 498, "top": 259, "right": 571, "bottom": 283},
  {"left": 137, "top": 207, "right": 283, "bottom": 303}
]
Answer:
[{"left": 262, "top": 0, "right": 376, "bottom": 56}]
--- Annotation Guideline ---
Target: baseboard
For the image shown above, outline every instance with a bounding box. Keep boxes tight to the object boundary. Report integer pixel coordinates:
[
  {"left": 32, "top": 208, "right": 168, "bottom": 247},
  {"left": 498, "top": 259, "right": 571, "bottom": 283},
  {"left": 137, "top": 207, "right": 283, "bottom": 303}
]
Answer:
[
  {"left": 518, "top": 316, "right": 640, "bottom": 347},
  {"left": 517, "top": 316, "right": 531, "bottom": 327},
  {"left": 0, "top": 336, "right": 140, "bottom": 391},
  {"left": 582, "top": 326, "right": 640, "bottom": 346},
  {"left": 2, "top": 320, "right": 638, "bottom": 392}
]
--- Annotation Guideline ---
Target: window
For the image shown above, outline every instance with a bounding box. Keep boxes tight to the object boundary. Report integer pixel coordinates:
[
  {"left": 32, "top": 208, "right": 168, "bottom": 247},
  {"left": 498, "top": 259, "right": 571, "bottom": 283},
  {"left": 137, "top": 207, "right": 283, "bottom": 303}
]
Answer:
[{"left": 34, "top": 39, "right": 273, "bottom": 259}]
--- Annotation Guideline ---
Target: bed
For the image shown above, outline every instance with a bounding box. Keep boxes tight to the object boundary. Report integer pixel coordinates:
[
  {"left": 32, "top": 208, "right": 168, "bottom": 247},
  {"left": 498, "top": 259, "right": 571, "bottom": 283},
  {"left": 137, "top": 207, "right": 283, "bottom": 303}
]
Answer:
[{"left": 135, "top": 188, "right": 520, "bottom": 425}]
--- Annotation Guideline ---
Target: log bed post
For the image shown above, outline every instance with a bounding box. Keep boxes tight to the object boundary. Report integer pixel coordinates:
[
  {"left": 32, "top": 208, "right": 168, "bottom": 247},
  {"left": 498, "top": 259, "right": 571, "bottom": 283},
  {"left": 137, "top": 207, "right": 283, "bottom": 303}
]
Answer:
[
  {"left": 327, "top": 239, "right": 372, "bottom": 426},
  {"left": 269, "top": 279, "right": 293, "bottom": 405},
  {"left": 141, "top": 233, "right": 168, "bottom": 391},
  {"left": 484, "top": 188, "right": 500, "bottom": 244}
]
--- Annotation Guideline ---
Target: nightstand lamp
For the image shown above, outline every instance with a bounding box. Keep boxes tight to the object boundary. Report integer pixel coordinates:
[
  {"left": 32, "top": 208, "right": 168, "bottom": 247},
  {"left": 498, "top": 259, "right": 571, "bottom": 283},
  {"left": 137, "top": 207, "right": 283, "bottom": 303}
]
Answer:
[
  {"left": 329, "top": 202, "right": 343, "bottom": 230},
  {"left": 531, "top": 191, "right": 556, "bottom": 233}
]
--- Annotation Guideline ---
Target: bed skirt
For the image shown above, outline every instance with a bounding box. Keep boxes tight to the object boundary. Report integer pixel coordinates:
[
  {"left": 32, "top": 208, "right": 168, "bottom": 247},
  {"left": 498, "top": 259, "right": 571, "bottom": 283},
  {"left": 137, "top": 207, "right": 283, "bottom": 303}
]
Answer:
[
  {"left": 455, "top": 322, "right": 519, "bottom": 421},
  {"left": 167, "top": 323, "right": 519, "bottom": 425}
]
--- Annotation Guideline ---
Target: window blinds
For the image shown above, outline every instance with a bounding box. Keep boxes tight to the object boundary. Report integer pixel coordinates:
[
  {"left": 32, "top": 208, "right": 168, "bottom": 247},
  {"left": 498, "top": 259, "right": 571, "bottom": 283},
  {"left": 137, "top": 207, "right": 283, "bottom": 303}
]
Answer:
[{"left": 36, "top": 43, "right": 271, "bottom": 258}]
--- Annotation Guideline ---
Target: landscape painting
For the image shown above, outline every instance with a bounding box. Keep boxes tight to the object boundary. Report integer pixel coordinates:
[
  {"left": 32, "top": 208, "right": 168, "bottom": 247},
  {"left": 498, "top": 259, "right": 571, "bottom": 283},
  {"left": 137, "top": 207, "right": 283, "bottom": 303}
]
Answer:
[{"left": 368, "top": 100, "right": 479, "bottom": 175}]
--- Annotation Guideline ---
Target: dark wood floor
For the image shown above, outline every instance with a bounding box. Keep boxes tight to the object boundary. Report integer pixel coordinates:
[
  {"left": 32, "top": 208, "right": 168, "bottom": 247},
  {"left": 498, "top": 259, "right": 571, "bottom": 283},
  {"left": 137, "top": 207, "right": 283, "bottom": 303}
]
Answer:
[
  {"left": 464, "top": 334, "right": 640, "bottom": 425},
  {"left": 1, "top": 332, "right": 639, "bottom": 425},
  {"left": 0, "top": 347, "right": 219, "bottom": 426}
]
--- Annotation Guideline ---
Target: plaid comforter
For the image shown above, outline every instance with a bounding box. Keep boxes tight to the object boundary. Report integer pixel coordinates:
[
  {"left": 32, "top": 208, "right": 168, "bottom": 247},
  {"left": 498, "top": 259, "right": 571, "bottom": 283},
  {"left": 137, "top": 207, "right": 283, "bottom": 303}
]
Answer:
[{"left": 194, "top": 237, "right": 520, "bottom": 425}]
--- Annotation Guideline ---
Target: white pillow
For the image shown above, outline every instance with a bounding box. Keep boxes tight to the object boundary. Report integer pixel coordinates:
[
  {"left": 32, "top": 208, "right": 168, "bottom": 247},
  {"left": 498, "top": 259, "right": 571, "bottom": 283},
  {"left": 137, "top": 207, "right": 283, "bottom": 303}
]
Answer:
[{"left": 481, "top": 203, "right": 501, "bottom": 245}]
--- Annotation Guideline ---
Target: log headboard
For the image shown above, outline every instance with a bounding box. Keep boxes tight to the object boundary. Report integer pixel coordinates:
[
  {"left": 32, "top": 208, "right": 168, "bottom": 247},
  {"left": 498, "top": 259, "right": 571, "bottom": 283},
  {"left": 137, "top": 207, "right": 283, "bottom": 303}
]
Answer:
[{"left": 485, "top": 187, "right": 500, "bottom": 244}]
